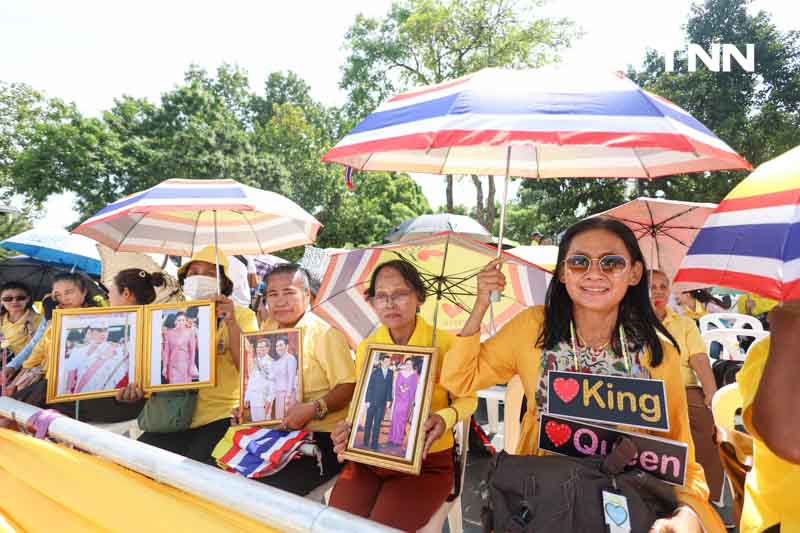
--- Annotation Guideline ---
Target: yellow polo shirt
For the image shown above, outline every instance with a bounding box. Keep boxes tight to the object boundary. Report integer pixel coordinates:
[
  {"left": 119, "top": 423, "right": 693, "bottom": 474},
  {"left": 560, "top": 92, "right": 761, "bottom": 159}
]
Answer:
[
  {"left": 737, "top": 338, "right": 800, "bottom": 532},
  {"left": 662, "top": 307, "right": 706, "bottom": 387},
  {"left": 261, "top": 312, "right": 356, "bottom": 432},
  {"left": 0, "top": 310, "right": 41, "bottom": 356},
  {"left": 356, "top": 317, "right": 477, "bottom": 455},
  {"left": 191, "top": 305, "right": 258, "bottom": 428}
]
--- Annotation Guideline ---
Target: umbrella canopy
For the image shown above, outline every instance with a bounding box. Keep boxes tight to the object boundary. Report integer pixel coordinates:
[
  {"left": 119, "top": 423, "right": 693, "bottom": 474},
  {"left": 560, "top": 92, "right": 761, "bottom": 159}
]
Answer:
[
  {"left": 313, "top": 232, "right": 551, "bottom": 348},
  {"left": 73, "top": 179, "right": 321, "bottom": 256},
  {"left": 674, "top": 145, "right": 800, "bottom": 301},
  {"left": 323, "top": 66, "right": 751, "bottom": 179},
  {"left": 385, "top": 213, "right": 491, "bottom": 243},
  {"left": 0, "top": 256, "right": 105, "bottom": 301},
  {"left": 507, "top": 245, "right": 559, "bottom": 272},
  {"left": 0, "top": 229, "right": 102, "bottom": 276},
  {"left": 593, "top": 197, "right": 717, "bottom": 280}
]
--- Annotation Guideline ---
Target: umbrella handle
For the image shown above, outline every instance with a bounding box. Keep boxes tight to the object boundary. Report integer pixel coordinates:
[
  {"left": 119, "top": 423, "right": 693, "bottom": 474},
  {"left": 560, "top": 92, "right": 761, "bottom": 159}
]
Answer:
[{"left": 491, "top": 147, "right": 512, "bottom": 303}]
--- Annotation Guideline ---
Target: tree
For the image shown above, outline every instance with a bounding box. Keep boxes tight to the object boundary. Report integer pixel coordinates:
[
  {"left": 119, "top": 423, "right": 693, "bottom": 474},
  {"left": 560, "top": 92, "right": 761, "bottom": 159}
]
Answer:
[
  {"left": 0, "top": 214, "right": 32, "bottom": 261},
  {"left": 628, "top": 0, "right": 800, "bottom": 202},
  {"left": 340, "top": 0, "right": 577, "bottom": 226}
]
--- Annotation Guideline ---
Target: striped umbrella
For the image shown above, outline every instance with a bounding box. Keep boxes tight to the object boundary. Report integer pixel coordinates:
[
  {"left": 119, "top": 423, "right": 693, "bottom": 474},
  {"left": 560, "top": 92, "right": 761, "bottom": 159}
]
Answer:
[
  {"left": 674, "top": 145, "right": 800, "bottom": 301},
  {"left": 73, "top": 179, "right": 321, "bottom": 256},
  {"left": 313, "top": 232, "right": 551, "bottom": 348},
  {"left": 322, "top": 66, "right": 751, "bottom": 282}
]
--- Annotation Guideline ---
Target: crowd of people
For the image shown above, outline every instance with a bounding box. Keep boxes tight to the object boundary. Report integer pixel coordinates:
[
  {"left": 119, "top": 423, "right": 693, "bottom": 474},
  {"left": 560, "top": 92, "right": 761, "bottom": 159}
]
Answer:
[{"left": 0, "top": 219, "right": 796, "bottom": 532}]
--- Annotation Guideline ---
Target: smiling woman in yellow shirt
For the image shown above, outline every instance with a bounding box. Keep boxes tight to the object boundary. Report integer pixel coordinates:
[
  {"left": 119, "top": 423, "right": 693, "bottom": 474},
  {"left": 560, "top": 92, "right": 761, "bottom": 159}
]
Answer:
[
  {"left": 441, "top": 218, "right": 724, "bottom": 533},
  {"left": 0, "top": 282, "right": 41, "bottom": 358},
  {"left": 329, "top": 260, "right": 477, "bottom": 532},
  {"left": 737, "top": 308, "right": 800, "bottom": 532}
]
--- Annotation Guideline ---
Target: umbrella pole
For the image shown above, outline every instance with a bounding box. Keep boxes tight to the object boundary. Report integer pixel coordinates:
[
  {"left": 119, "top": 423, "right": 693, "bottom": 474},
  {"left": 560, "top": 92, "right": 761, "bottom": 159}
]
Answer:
[
  {"left": 490, "top": 146, "right": 512, "bottom": 303},
  {"left": 213, "top": 210, "right": 221, "bottom": 296},
  {"left": 430, "top": 232, "right": 451, "bottom": 348}
]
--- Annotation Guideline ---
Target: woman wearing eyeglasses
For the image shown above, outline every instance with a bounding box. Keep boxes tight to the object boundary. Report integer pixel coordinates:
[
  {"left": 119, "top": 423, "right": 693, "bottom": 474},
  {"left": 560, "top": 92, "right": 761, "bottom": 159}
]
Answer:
[
  {"left": 440, "top": 218, "right": 724, "bottom": 533},
  {"left": 0, "top": 282, "right": 41, "bottom": 366},
  {"left": 329, "top": 260, "right": 477, "bottom": 532}
]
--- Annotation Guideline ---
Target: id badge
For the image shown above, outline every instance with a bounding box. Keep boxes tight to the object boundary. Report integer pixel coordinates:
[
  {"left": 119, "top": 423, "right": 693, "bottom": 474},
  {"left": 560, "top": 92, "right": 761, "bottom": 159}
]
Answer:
[{"left": 602, "top": 490, "right": 631, "bottom": 533}]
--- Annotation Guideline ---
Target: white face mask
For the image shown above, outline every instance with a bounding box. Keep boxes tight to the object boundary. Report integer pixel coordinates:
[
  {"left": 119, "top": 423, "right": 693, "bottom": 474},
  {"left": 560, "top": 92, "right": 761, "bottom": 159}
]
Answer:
[{"left": 183, "top": 275, "right": 218, "bottom": 300}]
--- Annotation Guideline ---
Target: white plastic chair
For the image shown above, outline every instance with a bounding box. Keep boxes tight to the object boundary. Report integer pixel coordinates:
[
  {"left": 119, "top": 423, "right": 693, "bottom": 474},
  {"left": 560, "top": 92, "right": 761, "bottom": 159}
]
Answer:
[
  {"left": 702, "top": 328, "right": 769, "bottom": 361},
  {"left": 502, "top": 375, "right": 525, "bottom": 455},
  {"left": 419, "top": 420, "right": 469, "bottom": 533},
  {"left": 477, "top": 385, "right": 506, "bottom": 435},
  {"left": 699, "top": 312, "right": 763, "bottom": 333}
]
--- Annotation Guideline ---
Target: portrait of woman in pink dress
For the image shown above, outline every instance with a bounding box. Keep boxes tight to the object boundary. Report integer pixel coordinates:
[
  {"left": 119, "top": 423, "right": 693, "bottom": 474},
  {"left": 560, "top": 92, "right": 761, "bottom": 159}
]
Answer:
[
  {"left": 388, "top": 358, "right": 419, "bottom": 447},
  {"left": 161, "top": 311, "right": 199, "bottom": 384}
]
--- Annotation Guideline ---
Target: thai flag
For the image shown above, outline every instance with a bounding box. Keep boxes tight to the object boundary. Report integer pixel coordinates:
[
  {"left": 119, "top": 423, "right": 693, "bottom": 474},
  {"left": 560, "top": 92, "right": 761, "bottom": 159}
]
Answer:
[
  {"left": 215, "top": 427, "right": 313, "bottom": 479},
  {"left": 344, "top": 166, "right": 354, "bottom": 190}
]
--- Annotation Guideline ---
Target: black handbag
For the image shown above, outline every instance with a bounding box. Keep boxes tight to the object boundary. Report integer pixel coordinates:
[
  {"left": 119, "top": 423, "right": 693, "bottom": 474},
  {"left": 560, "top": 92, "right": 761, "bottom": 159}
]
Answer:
[{"left": 482, "top": 439, "right": 678, "bottom": 533}]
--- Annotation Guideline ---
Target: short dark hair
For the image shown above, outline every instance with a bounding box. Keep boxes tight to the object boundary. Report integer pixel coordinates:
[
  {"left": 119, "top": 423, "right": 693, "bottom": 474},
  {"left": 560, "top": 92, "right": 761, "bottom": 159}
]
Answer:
[
  {"left": 378, "top": 354, "right": 391, "bottom": 361},
  {"left": 264, "top": 264, "right": 311, "bottom": 293},
  {"left": 0, "top": 281, "right": 34, "bottom": 316},
  {"left": 365, "top": 260, "right": 426, "bottom": 304},
  {"left": 114, "top": 269, "right": 166, "bottom": 305}
]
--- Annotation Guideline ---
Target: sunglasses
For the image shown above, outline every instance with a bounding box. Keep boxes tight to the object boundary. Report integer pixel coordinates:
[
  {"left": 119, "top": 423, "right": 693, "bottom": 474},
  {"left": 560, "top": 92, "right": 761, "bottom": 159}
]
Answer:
[
  {"left": 1, "top": 295, "right": 29, "bottom": 302},
  {"left": 563, "top": 255, "right": 629, "bottom": 276}
]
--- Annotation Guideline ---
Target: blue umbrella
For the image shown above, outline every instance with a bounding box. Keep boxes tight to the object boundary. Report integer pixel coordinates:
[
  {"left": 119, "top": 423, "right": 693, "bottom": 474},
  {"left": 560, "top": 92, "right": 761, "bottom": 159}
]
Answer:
[{"left": 0, "top": 229, "right": 102, "bottom": 276}]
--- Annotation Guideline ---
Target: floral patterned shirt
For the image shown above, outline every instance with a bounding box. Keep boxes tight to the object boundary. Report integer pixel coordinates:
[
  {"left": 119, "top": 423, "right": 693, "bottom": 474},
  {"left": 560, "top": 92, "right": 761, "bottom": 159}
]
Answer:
[{"left": 536, "top": 339, "right": 651, "bottom": 413}]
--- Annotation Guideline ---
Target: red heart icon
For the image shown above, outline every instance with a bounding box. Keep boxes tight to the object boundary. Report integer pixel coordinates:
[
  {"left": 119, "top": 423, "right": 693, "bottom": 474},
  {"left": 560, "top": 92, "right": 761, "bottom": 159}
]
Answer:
[
  {"left": 441, "top": 303, "right": 463, "bottom": 318},
  {"left": 553, "top": 377, "right": 580, "bottom": 404},
  {"left": 417, "top": 249, "right": 444, "bottom": 261},
  {"left": 545, "top": 420, "right": 572, "bottom": 447}
]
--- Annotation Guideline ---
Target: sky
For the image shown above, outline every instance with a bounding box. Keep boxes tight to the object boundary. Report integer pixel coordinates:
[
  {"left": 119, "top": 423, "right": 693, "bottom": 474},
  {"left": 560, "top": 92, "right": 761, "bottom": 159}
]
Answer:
[{"left": 1, "top": 0, "right": 797, "bottom": 229}]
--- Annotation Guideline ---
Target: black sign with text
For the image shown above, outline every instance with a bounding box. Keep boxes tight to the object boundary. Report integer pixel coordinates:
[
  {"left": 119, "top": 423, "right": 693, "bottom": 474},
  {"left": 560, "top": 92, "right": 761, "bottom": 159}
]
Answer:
[
  {"left": 547, "top": 370, "right": 669, "bottom": 432},
  {"left": 537, "top": 414, "right": 688, "bottom": 486}
]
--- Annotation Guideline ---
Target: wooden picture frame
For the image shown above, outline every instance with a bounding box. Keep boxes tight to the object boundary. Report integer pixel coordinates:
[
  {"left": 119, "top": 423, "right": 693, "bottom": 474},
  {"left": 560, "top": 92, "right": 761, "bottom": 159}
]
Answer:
[
  {"left": 238, "top": 328, "right": 304, "bottom": 427},
  {"left": 341, "top": 343, "right": 437, "bottom": 475},
  {"left": 47, "top": 306, "right": 143, "bottom": 404},
  {"left": 142, "top": 301, "right": 216, "bottom": 392}
]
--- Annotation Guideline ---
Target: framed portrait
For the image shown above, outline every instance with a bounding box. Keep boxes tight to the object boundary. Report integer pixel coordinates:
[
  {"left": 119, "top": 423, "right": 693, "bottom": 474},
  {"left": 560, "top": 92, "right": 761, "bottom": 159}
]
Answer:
[
  {"left": 143, "top": 301, "right": 216, "bottom": 392},
  {"left": 238, "top": 328, "right": 303, "bottom": 426},
  {"left": 341, "top": 344, "right": 437, "bottom": 475},
  {"left": 46, "top": 306, "right": 143, "bottom": 403}
]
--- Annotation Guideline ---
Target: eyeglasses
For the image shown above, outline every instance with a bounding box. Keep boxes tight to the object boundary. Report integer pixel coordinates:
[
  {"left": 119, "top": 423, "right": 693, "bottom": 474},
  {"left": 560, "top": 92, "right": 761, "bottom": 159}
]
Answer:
[
  {"left": 370, "top": 290, "right": 413, "bottom": 307},
  {"left": 1, "top": 295, "right": 29, "bottom": 302},
  {"left": 563, "top": 255, "right": 629, "bottom": 276}
]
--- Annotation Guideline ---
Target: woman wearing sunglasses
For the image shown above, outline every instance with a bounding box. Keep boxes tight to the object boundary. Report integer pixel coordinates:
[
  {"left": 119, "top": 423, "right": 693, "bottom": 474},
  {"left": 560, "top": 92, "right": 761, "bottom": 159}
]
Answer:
[
  {"left": 440, "top": 218, "right": 724, "bottom": 533},
  {"left": 0, "top": 282, "right": 41, "bottom": 366}
]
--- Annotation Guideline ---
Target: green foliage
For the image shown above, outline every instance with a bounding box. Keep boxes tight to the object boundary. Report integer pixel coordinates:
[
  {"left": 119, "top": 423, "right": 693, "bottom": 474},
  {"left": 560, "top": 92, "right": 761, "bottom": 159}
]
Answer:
[
  {"left": 0, "top": 65, "right": 430, "bottom": 250},
  {"left": 0, "top": 214, "right": 32, "bottom": 261},
  {"left": 340, "top": 0, "right": 578, "bottom": 221}
]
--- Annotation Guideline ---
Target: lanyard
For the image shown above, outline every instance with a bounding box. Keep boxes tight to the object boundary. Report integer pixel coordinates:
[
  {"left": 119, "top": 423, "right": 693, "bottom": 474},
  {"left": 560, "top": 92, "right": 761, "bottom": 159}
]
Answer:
[{"left": 569, "top": 321, "right": 631, "bottom": 375}]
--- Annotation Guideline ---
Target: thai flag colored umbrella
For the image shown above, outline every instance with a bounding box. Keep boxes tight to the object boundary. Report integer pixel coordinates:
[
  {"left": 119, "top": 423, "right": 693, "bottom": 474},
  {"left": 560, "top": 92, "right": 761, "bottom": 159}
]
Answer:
[
  {"left": 323, "top": 66, "right": 751, "bottom": 300},
  {"left": 593, "top": 197, "right": 718, "bottom": 280},
  {"left": 73, "top": 179, "right": 320, "bottom": 256},
  {"left": 674, "top": 145, "right": 800, "bottom": 302},
  {"left": 313, "top": 232, "right": 551, "bottom": 348}
]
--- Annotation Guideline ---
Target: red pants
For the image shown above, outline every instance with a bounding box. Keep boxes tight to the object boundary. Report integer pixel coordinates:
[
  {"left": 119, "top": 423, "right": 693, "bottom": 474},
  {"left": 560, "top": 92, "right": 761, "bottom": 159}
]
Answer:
[{"left": 329, "top": 449, "right": 454, "bottom": 531}]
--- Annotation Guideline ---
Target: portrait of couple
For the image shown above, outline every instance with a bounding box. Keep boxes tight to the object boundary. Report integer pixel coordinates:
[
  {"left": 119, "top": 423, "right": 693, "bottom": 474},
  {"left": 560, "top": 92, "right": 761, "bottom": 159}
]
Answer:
[
  {"left": 240, "top": 329, "right": 301, "bottom": 425},
  {"left": 354, "top": 351, "right": 426, "bottom": 459}
]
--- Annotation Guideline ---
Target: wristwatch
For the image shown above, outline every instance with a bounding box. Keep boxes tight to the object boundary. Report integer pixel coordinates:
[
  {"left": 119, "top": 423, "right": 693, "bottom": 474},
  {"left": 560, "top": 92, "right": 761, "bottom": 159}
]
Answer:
[{"left": 313, "top": 398, "right": 328, "bottom": 420}]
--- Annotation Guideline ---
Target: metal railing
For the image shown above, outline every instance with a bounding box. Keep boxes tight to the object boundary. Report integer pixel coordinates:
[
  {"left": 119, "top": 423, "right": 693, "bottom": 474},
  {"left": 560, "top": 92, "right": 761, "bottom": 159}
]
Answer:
[{"left": 0, "top": 397, "right": 399, "bottom": 533}]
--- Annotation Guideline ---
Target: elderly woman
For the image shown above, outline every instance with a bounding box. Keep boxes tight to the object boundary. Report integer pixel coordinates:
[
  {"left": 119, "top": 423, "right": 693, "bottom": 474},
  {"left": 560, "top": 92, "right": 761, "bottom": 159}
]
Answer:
[
  {"left": 440, "top": 218, "right": 725, "bottom": 532},
  {"left": 329, "top": 260, "right": 477, "bottom": 531}
]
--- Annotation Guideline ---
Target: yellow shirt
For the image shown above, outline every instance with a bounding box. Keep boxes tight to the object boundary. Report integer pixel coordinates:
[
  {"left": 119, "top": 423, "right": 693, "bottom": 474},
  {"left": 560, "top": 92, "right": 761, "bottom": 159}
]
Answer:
[
  {"left": 261, "top": 312, "right": 356, "bottom": 432},
  {"left": 682, "top": 300, "right": 707, "bottom": 321},
  {"left": 22, "top": 323, "right": 53, "bottom": 371},
  {"left": 0, "top": 310, "right": 42, "bottom": 356},
  {"left": 191, "top": 305, "right": 258, "bottom": 428},
  {"left": 440, "top": 306, "right": 725, "bottom": 533},
  {"left": 737, "top": 338, "right": 800, "bottom": 532},
  {"left": 662, "top": 307, "right": 707, "bottom": 387},
  {"left": 355, "top": 317, "right": 477, "bottom": 455},
  {"left": 737, "top": 293, "right": 778, "bottom": 317}
]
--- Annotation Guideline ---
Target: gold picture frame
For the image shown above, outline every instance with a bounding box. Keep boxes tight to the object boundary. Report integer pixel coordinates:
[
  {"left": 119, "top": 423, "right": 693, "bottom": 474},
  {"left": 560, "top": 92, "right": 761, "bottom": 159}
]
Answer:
[
  {"left": 341, "top": 343, "right": 437, "bottom": 475},
  {"left": 47, "top": 306, "right": 144, "bottom": 404},
  {"left": 142, "top": 300, "right": 217, "bottom": 392},
  {"left": 238, "top": 328, "right": 304, "bottom": 427}
]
